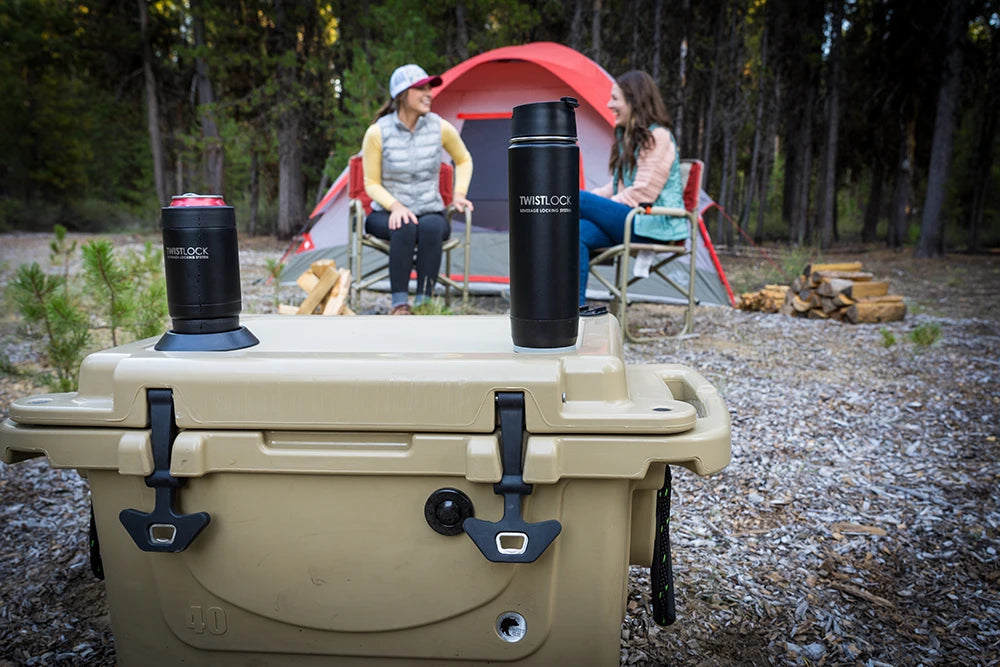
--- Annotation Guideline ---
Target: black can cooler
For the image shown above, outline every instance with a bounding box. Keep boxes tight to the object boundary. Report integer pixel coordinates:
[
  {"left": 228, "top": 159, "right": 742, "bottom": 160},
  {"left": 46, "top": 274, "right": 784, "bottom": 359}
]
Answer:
[
  {"left": 508, "top": 97, "right": 581, "bottom": 351},
  {"left": 161, "top": 195, "right": 243, "bottom": 334}
]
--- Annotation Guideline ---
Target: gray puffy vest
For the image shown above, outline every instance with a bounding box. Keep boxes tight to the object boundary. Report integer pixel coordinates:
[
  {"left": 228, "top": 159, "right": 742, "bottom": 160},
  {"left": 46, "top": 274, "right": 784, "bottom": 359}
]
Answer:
[{"left": 372, "top": 111, "right": 444, "bottom": 215}]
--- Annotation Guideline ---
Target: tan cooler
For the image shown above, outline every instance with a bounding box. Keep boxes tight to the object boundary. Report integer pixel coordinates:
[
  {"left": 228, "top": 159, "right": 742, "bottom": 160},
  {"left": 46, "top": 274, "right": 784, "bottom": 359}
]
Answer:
[{"left": 1, "top": 313, "right": 730, "bottom": 665}]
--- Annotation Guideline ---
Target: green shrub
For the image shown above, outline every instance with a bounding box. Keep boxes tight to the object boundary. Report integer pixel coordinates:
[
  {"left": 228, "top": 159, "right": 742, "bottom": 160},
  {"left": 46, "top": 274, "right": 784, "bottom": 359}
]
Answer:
[
  {"left": 82, "top": 239, "right": 135, "bottom": 347},
  {"left": 879, "top": 328, "right": 896, "bottom": 348},
  {"left": 909, "top": 322, "right": 942, "bottom": 347},
  {"left": 123, "top": 242, "right": 169, "bottom": 340},
  {"left": 264, "top": 258, "right": 284, "bottom": 311},
  {"left": 50, "top": 224, "right": 77, "bottom": 293},
  {"left": 8, "top": 263, "right": 91, "bottom": 392},
  {"left": 413, "top": 298, "right": 454, "bottom": 315}
]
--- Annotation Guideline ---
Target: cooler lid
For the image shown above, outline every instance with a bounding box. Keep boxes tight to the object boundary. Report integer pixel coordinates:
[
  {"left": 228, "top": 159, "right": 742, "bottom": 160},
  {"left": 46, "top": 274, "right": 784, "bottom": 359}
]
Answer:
[{"left": 7, "top": 314, "right": 698, "bottom": 435}]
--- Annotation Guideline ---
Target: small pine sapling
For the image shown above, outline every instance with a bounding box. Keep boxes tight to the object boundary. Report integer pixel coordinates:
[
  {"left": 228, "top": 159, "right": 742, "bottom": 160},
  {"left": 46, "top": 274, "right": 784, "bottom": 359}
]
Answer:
[
  {"left": 264, "top": 258, "right": 284, "bottom": 311},
  {"left": 82, "top": 240, "right": 134, "bottom": 347},
  {"left": 9, "top": 263, "right": 91, "bottom": 391},
  {"left": 123, "top": 242, "right": 169, "bottom": 340},
  {"left": 49, "top": 224, "right": 77, "bottom": 298}
]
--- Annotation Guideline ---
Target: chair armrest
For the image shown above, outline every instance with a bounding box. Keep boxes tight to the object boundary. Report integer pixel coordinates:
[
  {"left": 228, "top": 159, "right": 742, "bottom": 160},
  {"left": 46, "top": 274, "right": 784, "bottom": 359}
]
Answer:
[
  {"left": 633, "top": 205, "right": 692, "bottom": 218},
  {"left": 349, "top": 199, "right": 366, "bottom": 234},
  {"left": 446, "top": 204, "right": 473, "bottom": 246},
  {"left": 623, "top": 205, "right": 697, "bottom": 247}
]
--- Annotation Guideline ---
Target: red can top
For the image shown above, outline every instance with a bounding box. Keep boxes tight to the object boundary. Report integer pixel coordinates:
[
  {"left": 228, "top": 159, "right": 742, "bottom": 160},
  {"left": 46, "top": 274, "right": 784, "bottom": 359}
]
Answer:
[{"left": 170, "top": 193, "right": 227, "bottom": 207}]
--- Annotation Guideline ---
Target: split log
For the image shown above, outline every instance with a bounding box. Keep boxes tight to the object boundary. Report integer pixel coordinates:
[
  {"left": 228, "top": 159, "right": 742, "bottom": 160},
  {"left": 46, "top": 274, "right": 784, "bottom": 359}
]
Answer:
[
  {"left": 817, "top": 278, "right": 855, "bottom": 297},
  {"left": 804, "top": 261, "right": 863, "bottom": 275},
  {"left": 812, "top": 270, "right": 874, "bottom": 284},
  {"left": 297, "top": 267, "right": 342, "bottom": 314},
  {"left": 296, "top": 271, "right": 320, "bottom": 293},
  {"left": 791, "top": 295, "right": 812, "bottom": 313},
  {"left": 310, "top": 259, "right": 336, "bottom": 277},
  {"left": 321, "top": 268, "right": 351, "bottom": 315},
  {"left": 845, "top": 299, "right": 906, "bottom": 324},
  {"left": 845, "top": 281, "right": 889, "bottom": 299},
  {"left": 832, "top": 293, "right": 856, "bottom": 308}
]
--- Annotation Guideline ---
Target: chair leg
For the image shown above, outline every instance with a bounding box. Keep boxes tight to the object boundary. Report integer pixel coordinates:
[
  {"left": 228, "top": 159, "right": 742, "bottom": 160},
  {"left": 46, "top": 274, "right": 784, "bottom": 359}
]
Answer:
[
  {"left": 618, "top": 253, "right": 636, "bottom": 344},
  {"left": 445, "top": 247, "right": 452, "bottom": 307}
]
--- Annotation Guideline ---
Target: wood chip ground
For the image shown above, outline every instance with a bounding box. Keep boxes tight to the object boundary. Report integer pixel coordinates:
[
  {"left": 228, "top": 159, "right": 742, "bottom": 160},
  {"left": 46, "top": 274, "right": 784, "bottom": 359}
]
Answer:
[{"left": 2, "top": 235, "right": 998, "bottom": 666}]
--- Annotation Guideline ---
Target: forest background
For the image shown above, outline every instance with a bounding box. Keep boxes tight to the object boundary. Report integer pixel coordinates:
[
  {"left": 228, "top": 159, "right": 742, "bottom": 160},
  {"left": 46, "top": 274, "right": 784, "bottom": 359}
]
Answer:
[{"left": 1, "top": 0, "right": 998, "bottom": 257}]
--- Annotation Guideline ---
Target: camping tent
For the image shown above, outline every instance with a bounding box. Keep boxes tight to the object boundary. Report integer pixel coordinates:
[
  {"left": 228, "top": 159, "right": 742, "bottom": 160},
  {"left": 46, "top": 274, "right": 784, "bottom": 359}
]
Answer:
[{"left": 283, "top": 42, "right": 735, "bottom": 307}]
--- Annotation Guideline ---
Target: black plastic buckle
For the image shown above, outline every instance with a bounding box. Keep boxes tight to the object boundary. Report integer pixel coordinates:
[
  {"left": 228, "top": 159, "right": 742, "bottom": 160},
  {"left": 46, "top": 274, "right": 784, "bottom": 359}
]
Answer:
[
  {"left": 119, "top": 389, "right": 210, "bottom": 552},
  {"left": 462, "top": 392, "right": 561, "bottom": 562}
]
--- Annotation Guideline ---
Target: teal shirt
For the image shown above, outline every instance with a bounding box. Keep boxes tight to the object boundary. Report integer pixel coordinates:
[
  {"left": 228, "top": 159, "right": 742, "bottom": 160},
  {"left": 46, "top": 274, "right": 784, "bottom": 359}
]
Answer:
[{"left": 613, "top": 126, "right": 687, "bottom": 241}]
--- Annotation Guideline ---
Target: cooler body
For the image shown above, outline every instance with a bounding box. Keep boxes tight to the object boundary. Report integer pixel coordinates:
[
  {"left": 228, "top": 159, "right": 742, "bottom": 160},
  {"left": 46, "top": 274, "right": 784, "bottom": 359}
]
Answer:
[{"left": 1, "top": 314, "right": 730, "bottom": 665}]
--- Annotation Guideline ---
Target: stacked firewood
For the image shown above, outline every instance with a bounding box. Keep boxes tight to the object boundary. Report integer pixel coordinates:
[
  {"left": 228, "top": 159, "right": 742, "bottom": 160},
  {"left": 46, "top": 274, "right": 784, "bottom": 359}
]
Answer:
[
  {"left": 739, "top": 261, "right": 906, "bottom": 323},
  {"left": 737, "top": 284, "right": 790, "bottom": 312},
  {"left": 278, "top": 259, "right": 355, "bottom": 316}
]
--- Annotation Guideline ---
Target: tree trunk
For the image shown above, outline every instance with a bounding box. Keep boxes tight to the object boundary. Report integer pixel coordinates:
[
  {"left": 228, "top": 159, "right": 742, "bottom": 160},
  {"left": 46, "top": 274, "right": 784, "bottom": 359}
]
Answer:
[
  {"left": 887, "top": 118, "right": 915, "bottom": 250},
  {"left": 793, "top": 88, "right": 815, "bottom": 245},
  {"left": 455, "top": 2, "right": 469, "bottom": 61},
  {"left": 651, "top": 0, "right": 665, "bottom": 83},
  {"left": 754, "top": 135, "right": 774, "bottom": 244},
  {"left": 570, "top": 0, "right": 584, "bottom": 51},
  {"left": 138, "top": 0, "right": 166, "bottom": 206},
  {"left": 274, "top": 2, "right": 305, "bottom": 238},
  {"left": 968, "top": 23, "right": 999, "bottom": 252},
  {"left": 819, "top": 0, "right": 844, "bottom": 249},
  {"left": 968, "top": 96, "right": 997, "bottom": 252},
  {"left": 739, "top": 24, "right": 767, "bottom": 231},
  {"left": 249, "top": 151, "right": 259, "bottom": 237},
  {"left": 701, "top": 1, "right": 725, "bottom": 183},
  {"left": 591, "top": 0, "right": 602, "bottom": 63},
  {"left": 862, "top": 158, "right": 885, "bottom": 243},
  {"left": 630, "top": 0, "right": 640, "bottom": 68},
  {"left": 717, "top": 122, "right": 734, "bottom": 246},
  {"left": 191, "top": 0, "right": 224, "bottom": 195},
  {"left": 726, "top": 125, "right": 739, "bottom": 246},
  {"left": 916, "top": 0, "right": 966, "bottom": 258}
]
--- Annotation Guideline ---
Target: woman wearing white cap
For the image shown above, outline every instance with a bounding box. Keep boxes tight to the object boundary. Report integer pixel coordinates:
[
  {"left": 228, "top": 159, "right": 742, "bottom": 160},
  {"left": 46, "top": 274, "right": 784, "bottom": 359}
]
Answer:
[{"left": 362, "top": 64, "right": 474, "bottom": 315}]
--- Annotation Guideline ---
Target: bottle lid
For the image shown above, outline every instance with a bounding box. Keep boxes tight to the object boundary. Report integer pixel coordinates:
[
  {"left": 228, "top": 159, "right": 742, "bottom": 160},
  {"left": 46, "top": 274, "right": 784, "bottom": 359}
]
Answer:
[
  {"left": 170, "top": 193, "right": 227, "bottom": 207},
  {"left": 510, "top": 97, "right": 579, "bottom": 139}
]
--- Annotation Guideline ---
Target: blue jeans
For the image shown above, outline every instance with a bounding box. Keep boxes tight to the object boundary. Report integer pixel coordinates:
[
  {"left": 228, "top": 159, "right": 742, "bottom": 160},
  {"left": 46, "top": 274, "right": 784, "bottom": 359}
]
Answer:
[{"left": 578, "top": 190, "right": 657, "bottom": 305}]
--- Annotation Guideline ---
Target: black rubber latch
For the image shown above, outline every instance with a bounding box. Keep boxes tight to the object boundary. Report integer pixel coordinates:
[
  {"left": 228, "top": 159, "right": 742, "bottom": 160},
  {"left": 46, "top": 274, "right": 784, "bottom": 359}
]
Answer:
[
  {"left": 119, "top": 389, "right": 211, "bottom": 552},
  {"left": 462, "top": 392, "right": 562, "bottom": 562}
]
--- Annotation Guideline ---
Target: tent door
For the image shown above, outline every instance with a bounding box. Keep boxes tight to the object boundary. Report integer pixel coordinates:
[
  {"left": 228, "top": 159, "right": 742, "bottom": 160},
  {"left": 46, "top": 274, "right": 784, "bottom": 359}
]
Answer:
[{"left": 460, "top": 118, "right": 511, "bottom": 232}]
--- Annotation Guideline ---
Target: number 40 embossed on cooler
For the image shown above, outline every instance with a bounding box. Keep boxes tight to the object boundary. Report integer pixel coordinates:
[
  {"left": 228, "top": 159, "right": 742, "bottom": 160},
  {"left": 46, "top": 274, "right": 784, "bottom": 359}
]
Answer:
[{"left": 187, "top": 605, "right": 228, "bottom": 635}]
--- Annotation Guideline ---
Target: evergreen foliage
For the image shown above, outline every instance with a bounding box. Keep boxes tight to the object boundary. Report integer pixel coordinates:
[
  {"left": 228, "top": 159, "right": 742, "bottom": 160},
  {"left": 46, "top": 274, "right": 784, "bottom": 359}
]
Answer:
[
  {"left": 7, "top": 230, "right": 169, "bottom": 391},
  {"left": 81, "top": 240, "right": 134, "bottom": 347},
  {"left": 0, "top": 0, "right": 996, "bottom": 249},
  {"left": 8, "top": 263, "right": 91, "bottom": 392}
]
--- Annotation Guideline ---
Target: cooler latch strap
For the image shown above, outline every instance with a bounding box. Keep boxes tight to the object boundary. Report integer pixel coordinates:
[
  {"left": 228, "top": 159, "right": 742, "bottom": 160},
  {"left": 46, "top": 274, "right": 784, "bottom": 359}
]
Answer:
[
  {"left": 462, "top": 392, "right": 562, "bottom": 563},
  {"left": 119, "top": 389, "right": 211, "bottom": 552}
]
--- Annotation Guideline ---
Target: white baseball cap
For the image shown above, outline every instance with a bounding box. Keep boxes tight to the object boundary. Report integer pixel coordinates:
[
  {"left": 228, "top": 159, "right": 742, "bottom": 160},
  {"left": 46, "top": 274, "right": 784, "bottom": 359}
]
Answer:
[{"left": 389, "top": 64, "right": 442, "bottom": 99}]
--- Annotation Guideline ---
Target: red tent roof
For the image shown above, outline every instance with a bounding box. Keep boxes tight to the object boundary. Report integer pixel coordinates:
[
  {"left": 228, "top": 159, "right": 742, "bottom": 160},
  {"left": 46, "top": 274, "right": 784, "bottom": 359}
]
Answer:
[
  {"left": 309, "top": 43, "right": 614, "bottom": 219},
  {"left": 434, "top": 42, "right": 614, "bottom": 126}
]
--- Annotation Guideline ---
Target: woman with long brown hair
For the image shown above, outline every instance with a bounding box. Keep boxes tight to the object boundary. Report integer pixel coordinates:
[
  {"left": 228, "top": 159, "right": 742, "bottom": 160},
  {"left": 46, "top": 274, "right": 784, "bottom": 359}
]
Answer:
[{"left": 578, "top": 70, "right": 685, "bottom": 306}]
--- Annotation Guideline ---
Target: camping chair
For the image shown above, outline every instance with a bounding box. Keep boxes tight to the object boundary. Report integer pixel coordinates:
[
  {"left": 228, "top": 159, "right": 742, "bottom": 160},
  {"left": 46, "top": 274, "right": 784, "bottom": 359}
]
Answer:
[
  {"left": 347, "top": 155, "right": 472, "bottom": 310},
  {"left": 587, "top": 158, "right": 703, "bottom": 343}
]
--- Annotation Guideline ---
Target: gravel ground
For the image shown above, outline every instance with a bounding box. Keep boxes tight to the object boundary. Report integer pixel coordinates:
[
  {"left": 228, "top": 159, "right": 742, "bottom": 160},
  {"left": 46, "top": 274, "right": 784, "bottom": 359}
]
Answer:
[{"left": 1, "top": 233, "right": 998, "bottom": 666}]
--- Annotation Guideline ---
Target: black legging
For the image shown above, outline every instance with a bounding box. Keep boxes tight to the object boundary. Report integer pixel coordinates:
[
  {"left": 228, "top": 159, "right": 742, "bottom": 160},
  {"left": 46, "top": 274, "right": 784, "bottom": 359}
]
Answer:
[{"left": 365, "top": 210, "right": 450, "bottom": 298}]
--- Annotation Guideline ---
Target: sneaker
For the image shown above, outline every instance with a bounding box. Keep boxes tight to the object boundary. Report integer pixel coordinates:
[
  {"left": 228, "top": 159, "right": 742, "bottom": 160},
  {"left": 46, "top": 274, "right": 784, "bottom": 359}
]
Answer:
[{"left": 389, "top": 303, "right": 412, "bottom": 316}]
